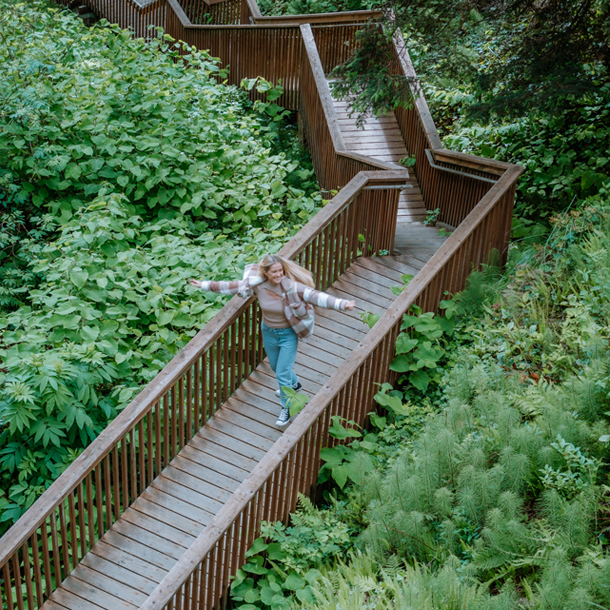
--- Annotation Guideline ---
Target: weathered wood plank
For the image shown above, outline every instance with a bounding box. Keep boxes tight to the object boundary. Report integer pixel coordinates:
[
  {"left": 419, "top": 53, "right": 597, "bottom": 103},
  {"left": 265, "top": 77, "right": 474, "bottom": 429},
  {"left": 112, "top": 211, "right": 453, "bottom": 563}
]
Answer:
[
  {"left": 72, "top": 564, "right": 149, "bottom": 606},
  {"left": 47, "top": 587, "right": 116, "bottom": 610},
  {"left": 355, "top": 257, "right": 408, "bottom": 281},
  {"left": 340, "top": 264, "right": 402, "bottom": 290},
  {"left": 169, "top": 454, "right": 242, "bottom": 494},
  {"left": 303, "top": 334, "right": 353, "bottom": 363},
  {"left": 223, "top": 396, "right": 280, "bottom": 426},
  {"left": 202, "top": 416, "right": 276, "bottom": 454},
  {"left": 90, "top": 540, "right": 167, "bottom": 584},
  {"left": 313, "top": 314, "right": 366, "bottom": 343},
  {"left": 130, "top": 497, "right": 205, "bottom": 538},
  {"left": 251, "top": 365, "right": 324, "bottom": 393},
  {"left": 193, "top": 425, "right": 268, "bottom": 462},
  {"left": 148, "top": 477, "right": 216, "bottom": 522},
  {"left": 334, "top": 275, "right": 396, "bottom": 307},
  {"left": 339, "top": 268, "right": 401, "bottom": 296},
  {"left": 182, "top": 443, "right": 251, "bottom": 481},
  {"left": 100, "top": 529, "right": 177, "bottom": 571},
  {"left": 62, "top": 573, "right": 137, "bottom": 609},
  {"left": 153, "top": 469, "right": 227, "bottom": 514},
  {"left": 119, "top": 510, "right": 194, "bottom": 550},
  {"left": 81, "top": 552, "right": 159, "bottom": 594},
  {"left": 211, "top": 407, "right": 282, "bottom": 443}
]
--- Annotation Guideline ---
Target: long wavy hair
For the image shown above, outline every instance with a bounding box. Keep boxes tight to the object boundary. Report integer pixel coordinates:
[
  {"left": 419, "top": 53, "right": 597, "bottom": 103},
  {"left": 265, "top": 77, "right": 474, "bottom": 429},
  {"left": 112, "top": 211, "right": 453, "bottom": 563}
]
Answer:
[{"left": 258, "top": 254, "right": 315, "bottom": 288}]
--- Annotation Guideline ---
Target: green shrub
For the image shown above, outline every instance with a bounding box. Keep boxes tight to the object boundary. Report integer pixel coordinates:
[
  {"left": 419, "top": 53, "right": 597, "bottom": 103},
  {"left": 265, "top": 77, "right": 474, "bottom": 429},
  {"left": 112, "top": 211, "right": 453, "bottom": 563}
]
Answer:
[
  {"left": 230, "top": 495, "right": 352, "bottom": 609},
  {"left": 0, "top": 0, "right": 316, "bottom": 231},
  {"left": 440, "top": 87, "right": 610, "bottom": 221},
  {"left": 298, "top": 552, "right": 517, "bottom": 610}
]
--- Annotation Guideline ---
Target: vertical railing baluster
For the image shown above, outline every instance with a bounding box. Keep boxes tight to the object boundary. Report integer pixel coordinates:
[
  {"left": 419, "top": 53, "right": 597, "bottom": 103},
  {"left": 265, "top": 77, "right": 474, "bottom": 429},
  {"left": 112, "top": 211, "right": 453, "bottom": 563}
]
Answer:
[
  {"left": 22, "top": 541, "right": 34, "bottom": 610},
  {"left": 179, "top": 377, "right": 185, "bottom": 451},
  {"left": 139, "top": 419, "right": 146, "bottom": 495},
  {"left": 163, "top": 393, "right": 170, "bottom": 468},
  {"left": 186, "top": 368, "right": 193, "bottom": 441},
  {"left": 50, "top": 512, "right": 61, "bottom": 588},
  {"left": 194, "top": 360, "right": 201, "bottom": 431},
  {"left": 58, "top": 503, "right": 70, "bottom": 580},
  {"left": 171, "top": 386, "right": 178, "bottom": 461},
  {"left": 31, "top": 531, "right": 43, "bottom": 608}
]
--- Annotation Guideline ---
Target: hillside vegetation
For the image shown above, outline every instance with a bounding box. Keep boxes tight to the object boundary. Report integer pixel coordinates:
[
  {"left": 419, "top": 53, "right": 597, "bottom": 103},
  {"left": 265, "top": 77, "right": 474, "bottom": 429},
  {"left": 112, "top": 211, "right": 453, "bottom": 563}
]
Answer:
[
  {"left": 0, "top": 0, "right": 319, "bottom": 530},
  {"left": 227, "top": 2, "right": 610, "bottom": 610}
]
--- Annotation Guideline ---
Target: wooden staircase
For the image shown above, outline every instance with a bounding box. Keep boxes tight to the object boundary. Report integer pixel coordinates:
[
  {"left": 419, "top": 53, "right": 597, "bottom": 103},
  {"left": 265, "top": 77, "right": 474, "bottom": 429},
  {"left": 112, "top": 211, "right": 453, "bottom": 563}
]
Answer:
[
  {"left": 38, "top": 248, "right": 446, "bottom": 610},
  {"left": 0, "top": 3, "right": 521, "bottom": 609},
  {"left": 331, "top": 97, "right": 427, "bottom": 223}
]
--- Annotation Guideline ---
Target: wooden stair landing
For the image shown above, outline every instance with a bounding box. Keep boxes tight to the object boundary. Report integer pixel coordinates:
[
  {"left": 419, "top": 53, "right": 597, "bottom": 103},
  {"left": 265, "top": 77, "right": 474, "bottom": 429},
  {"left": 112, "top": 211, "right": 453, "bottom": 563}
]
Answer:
[
  {"left": 40, "top": 243, "right": 448, "bottom": 610},
  {"left": 331, "top": 97, "right": 427, "bottom": 224}
]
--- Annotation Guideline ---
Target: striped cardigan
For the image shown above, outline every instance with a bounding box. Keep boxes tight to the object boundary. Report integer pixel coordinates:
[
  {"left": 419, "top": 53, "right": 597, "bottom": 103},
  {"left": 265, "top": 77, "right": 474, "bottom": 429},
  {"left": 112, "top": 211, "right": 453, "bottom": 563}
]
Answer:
[{"left": 198, "top": 264, "right": 350, "bottom": 341}]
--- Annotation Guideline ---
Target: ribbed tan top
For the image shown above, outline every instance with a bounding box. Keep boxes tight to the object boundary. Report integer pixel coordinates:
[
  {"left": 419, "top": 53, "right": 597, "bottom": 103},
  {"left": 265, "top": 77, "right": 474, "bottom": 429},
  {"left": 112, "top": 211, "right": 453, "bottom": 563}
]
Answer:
[{"left": 254, "top": 281, "right": 290, "bottom": 328}]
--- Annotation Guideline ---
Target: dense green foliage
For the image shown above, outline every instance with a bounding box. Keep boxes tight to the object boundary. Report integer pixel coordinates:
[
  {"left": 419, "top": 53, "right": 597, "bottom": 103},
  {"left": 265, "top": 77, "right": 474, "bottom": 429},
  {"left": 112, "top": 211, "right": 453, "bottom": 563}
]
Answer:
[
  {"left": 257, "top": 0, "right": 372, "bottom": 16},
  {"left": 435, "top": 83, "right": 610, "bottom": 222},
  {"left": 231, "top": 205, "right": 610, "bottom": 609},
  {"left": 231, "top": 496, "right": 352, "bottom": 608},
  {"left": 0, "top": 0, "right": 320, "bottom": 529},
  {"left": 376, "top": 0, "right": 610, "bottom": 120},
  {"left": 300, "top": 552, "right": 516, "bottom": 610}
]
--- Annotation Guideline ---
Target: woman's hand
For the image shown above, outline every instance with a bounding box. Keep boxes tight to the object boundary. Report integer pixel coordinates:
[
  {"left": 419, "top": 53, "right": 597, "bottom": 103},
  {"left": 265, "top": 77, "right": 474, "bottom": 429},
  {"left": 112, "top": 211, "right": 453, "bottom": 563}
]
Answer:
[
  {"left": 344, "top": 300, "right": 356, "bottom": 311},
  {"left": 189, "top": 279, "right": 202, "bottom": 288}
]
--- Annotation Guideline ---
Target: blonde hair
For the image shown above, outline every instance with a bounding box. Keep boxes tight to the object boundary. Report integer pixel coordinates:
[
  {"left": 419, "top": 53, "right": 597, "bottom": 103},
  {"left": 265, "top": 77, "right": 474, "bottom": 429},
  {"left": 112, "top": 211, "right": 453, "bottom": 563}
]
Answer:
[{"left": 259, "top": 254, "right": 315, "bottom": 288}]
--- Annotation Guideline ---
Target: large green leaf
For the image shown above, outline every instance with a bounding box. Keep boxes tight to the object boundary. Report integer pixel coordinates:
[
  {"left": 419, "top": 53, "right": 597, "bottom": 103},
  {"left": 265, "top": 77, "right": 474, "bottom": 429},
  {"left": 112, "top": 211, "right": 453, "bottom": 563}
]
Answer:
[{"left": 70, "top": 269, "right": 88, "bottom": 289}]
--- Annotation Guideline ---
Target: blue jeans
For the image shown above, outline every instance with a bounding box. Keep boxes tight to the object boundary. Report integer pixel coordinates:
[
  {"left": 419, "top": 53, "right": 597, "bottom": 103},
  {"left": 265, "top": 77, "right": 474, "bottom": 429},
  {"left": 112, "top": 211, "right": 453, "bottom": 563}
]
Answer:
[{"left": 261, "top": 322, "right": 299, "bottom": 408}]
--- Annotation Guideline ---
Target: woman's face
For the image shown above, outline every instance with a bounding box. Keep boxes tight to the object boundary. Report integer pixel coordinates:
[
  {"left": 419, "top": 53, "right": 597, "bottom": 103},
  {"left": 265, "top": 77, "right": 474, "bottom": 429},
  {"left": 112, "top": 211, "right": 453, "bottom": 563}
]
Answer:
[{"left": 265, "top": 262, "right": 285, "bottom": 285}]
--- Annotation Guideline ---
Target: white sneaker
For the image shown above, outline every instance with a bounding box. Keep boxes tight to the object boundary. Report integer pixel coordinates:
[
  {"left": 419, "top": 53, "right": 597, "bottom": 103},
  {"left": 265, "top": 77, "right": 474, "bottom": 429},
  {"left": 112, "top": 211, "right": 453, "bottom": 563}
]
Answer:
[
  {"left": 275, "top": 382, "right": 302, "bottom": 397},
  {"left": 276, "top": 408, "right": 291, "bottom": 427}
]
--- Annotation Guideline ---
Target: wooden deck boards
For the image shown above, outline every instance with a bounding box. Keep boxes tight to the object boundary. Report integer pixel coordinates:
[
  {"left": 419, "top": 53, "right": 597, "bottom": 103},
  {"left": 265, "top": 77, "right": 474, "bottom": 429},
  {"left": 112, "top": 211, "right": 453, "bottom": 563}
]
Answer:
[
  {"left": 41, "top": 233, "right": 448, "bottom": 609},
  {"left": 331, "top": 86, "right": 428, "bottom": 223}
]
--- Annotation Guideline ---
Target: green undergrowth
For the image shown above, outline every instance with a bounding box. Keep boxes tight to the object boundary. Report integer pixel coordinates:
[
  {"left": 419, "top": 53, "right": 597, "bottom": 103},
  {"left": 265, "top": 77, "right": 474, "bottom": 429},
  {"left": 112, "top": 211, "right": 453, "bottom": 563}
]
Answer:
[
  {"left": 0, "top": 0, "right": 320, "bottom": 530},
  {"left": 413, "top": 48, "right": 610, "bottom": 234},
  {"left": 231, "top": 201, "right": 610, "bottom": 610}
]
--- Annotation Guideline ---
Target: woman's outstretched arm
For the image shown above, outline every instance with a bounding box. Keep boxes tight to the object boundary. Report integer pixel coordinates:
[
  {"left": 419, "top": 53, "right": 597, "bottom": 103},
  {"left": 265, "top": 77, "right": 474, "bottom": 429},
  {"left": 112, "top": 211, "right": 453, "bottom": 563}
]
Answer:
[
  {"left": 297, "top": 285, "right": 355, "bottom": 311},
  {"left": 189, "top": 279, "right": 242, "bottom": 295}
]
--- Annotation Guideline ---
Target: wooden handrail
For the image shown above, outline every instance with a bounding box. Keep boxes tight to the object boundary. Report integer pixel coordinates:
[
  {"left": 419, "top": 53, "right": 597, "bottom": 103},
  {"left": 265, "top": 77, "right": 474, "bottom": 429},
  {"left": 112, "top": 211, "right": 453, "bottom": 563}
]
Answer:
[
  {"left": 432, "top": 148, "right": 508, "bottom": 175},
  {"left": 425, "top": 150, "right": 497, "bottom": 183},
  {"left": 245, "top": 0, "right": 261, "bottom": 18},
  {"left": 300, "top": 24, "right": 346, "bottom": 151},
  {"left": 390, "top": 28, "right": 442, "bottom": 150},
  {"left": 168, "top": 0, "right": 190, "bottom": 26},
  {"left": 252, "top": 9, "right": 382, "bottom": 24},
  {"left": 389, "top": 27, "right": 511, "bottom": 179}
]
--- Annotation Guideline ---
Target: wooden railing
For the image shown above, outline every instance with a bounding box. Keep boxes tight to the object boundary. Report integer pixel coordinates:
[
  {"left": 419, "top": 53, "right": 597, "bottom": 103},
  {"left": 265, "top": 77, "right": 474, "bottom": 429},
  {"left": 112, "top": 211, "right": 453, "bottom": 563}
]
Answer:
[
  {"left": 134, "top": 162, "right": 522, "bottom": 610},
  {"left": 0, "top": 170, "right": 404, "bottom": 610},
  {"left": 55, "top": 0, "right": 169, "bottom": 38},
  {"left": 299, "top": 23, "right": 402, "bottom": 198},
  {"left": 0, "top": 0, "right": 523, "bottom": 608},
  {"left": 388, "top": 31, "right": 513, "bottom": 249}
]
